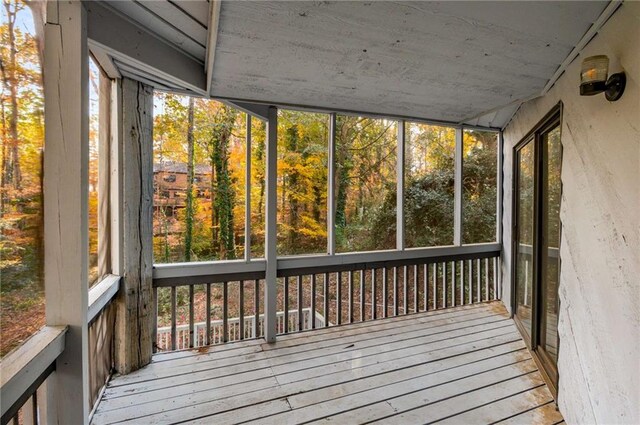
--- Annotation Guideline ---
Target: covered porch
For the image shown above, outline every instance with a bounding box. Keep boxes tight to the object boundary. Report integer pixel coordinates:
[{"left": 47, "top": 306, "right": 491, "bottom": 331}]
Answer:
[{"left": 1, "top": 1, "right": 637, "bottom": 425}]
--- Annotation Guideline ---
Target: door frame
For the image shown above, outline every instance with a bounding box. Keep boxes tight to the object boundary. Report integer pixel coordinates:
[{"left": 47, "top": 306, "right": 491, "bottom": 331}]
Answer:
[{"left": 510, "top": 102, "right": 563, "bottom": 399}]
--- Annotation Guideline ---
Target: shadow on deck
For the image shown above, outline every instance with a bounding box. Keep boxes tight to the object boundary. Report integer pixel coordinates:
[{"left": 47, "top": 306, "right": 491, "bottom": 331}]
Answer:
[{"left": 91, "top": 301, "right": 563, "bottom": 424}]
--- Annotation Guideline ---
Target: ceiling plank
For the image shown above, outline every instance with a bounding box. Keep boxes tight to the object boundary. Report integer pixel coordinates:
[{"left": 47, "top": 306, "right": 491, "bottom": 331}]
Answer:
[{"left": 205, "top": 0, "right": 222, "bottom": 94}]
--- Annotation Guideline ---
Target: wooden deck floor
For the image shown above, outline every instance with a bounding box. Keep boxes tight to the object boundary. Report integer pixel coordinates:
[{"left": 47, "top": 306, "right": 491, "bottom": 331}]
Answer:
[{"left": 92, "top": 301, "right": 564, "bottom": 425}]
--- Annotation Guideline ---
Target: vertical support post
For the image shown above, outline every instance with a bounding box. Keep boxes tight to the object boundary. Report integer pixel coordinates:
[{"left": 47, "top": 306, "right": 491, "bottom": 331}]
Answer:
[
  {"left": 454, "top": 127, "right": 463, "bottom": 246},
  {"left": 497, "top": 131, "right": 503, "bottom": 244},
  {"left": 327, "top": 113, "right": 337, "bottom": 255},
  {"left": 264, "top": 106, "right": 278, "bottom": 342},
  {"left": 245, "top": 114, "right": 252, "bottom": 261},
  {"left": 497, "top": 131, "right": 504, "bottom": 300},
  {"left": 110, "top": 79, "right": 124, "bottom": 276},
  {"left": 396, "top": 120, "right": 405, "bottom": 250},
  {"left": 114, "top": 77, "right": 154, "bottom": 373},
  {"left": 97, "top": 72, "right": 111, "bottom": 278},
  {"left": 44, "top": 2, "right": 89, "bottom": 421}
]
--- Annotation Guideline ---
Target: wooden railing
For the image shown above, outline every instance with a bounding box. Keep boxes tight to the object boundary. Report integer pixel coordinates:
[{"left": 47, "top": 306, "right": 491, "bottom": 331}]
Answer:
[
  {"left": 0, "top": 275, "right": 120, "bottom": 425},
  {"left": 0, "top": 327, "right": 66, "bottom": 425},
  {"left": 153, "top": 245, "right": 501, "bottom": 352},
  {"left": 87, "top": 275, "right": 120, "bottom": 413}
]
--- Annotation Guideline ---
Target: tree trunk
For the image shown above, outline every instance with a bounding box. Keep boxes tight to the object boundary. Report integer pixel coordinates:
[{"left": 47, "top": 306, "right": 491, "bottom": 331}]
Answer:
[
  {"left": 210, "top": 106, "right": 237, "bottom": 259},
  {"left": 184, "top": 97, "right": 195, "bottom": 261},
  {"left": 3, "top": 1, "right": 21, "bottom": 193}
]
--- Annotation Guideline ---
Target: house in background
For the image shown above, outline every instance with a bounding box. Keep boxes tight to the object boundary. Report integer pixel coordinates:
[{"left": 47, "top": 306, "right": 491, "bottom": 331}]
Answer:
[
  {"left": 153, "top": 161, "right": 212, "bottom": 214},
  {"left": 1, "top": 1, "right": 637, "bottom": 425}
]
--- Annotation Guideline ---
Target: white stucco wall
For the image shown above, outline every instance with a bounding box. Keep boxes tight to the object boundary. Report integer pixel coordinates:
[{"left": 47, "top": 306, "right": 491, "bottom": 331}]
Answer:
[{"left": 500, "top": 3, "right": 639, "bottom": 424}]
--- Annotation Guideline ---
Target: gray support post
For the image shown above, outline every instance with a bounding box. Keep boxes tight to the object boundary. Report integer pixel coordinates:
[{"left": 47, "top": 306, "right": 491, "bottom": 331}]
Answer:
[
  {"left": 497, "top": 131, "right": 504, "bottom": 301},
  {"left": 328, "top": 113, "right": 337, "bottom": 255},
  {"left": 396, "top": 120, "right": 405, "bottom": 250},
  {"left": 114, "top": 77, "right": 154, "bottom": 373},
  {"left": 115, "top": 78, "right": 155, "bottom": 374},
  {"left": 454, "top": 127, "right": 463, "bottom": 246},
  {"left": 264, "top": 106, "right": 278, "bottom": 342},
  {"left": 245, "top": 114, "right": 252, "bottom": 261},
  {"left": 43, "top": 1, "right": 89, "bottom": 422}
]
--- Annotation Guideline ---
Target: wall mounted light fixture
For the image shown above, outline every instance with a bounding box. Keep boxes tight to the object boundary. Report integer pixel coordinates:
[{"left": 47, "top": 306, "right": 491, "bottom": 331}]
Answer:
[{"left": 580, "top": 55, "right": 626, "bottom": 101}]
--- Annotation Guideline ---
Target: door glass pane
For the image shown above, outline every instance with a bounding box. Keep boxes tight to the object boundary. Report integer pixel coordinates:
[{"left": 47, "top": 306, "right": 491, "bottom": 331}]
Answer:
[
  {"left": 541, "top": 126, "right": 561, "bottom": 362},
  {"left": 515, "top": 141, "right": 535, "bottom": 340}
]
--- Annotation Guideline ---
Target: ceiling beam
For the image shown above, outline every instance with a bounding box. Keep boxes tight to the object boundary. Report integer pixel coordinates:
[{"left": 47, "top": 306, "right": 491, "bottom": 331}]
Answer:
[
  {"left": 222, "top": 100, "right": 270, "bottom": 121},
  {"left": 205, "top": 1, "right": 222, "bottom": 94},
  {"left": 85, "top": 1, "right": 206, "bottom": 95}
]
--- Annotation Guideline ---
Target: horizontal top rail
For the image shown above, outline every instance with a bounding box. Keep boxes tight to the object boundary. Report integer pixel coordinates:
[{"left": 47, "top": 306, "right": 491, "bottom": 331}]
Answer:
[
  {"left": 152, "top": 243, "right": 500, "bottom": 286},
  {"left": 88, "top": 274, "right": 121, "bottom": 323},
  {"left": 1, "top": 326, "right": 67, "bottom": 423}
]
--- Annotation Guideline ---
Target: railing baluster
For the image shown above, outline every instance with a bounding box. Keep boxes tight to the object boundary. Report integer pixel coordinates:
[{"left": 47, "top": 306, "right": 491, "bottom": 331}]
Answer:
[
  {"left": 297, "top": 275, "right": 303, "bottom": 331},
  {"left": 284, "top": 277, "right": 289, "bottom": 334},
  {"left": 153, "top": 286, "right": 158, "bottom": 352},
  {"left": 189, "top": 284, "right": 195, "bottom": 348},
  {"left": 382, "top": 268, "right": 388, "bottom": 318},
  {"left": 476, "top": 258, "right": 481, "bottom": 303},
  {"left": 360, "top": 269, "right": 365, "bottom": 322},
  {"left": 349, "top": 270, "right": 354, "bottom": 323},
  {"left": 254, "top": 279, "right": 260, "bottom": 337},
  {"left": 485, "top": 258, "right": 490, "bottom": 302},
  {"left": 451, "top": 261, "right": 456, "bottom": 308},
  {"left": 311, "top": 274, "right": 316, "bottom": 330},
  {"left": 204, "top": 283, "right": 211, "bottom": 345},
  {"left": 413, "top": 264, "right": 418, "bottom": 313},
  {"left": 432, "top": 263, "right": 437, "bottom": 310},
  {"left": 223, "top": 282, "right": 228, "bottom": 343},
  {"left": 171, "top": 286, "right": 177, "bottom": 351},
  {"left": 493, "top": 256, "right": 498, "bottom": 300},
  {"left": 467, "top": 259, "right": 472, "bottom": 304},
  {"left": 423, "top": 263, "right": 428, "bottom": 312},
  {"left": 336, "top": 272, "right": 342, "bottom": 325},
  {"left": 442, "top": 262, "right": 447, "bottom": 308},
  {"left": 393, "top": 267, "right": 399, "bottom": 316},
  {"left": 323, "top": 272, "right": 329, "bottom": 327},
  {"left": 239, "top": 281, "right": 245, "bottom": 339},
  {"left": 371, "top": 268, "right": 377, "bottom": 320},
  {"left": 402, "top": 266, "right": 408, "bottom": 315},
  {"left": 459, "top": 260, "right": 464, "bottom": 306}
]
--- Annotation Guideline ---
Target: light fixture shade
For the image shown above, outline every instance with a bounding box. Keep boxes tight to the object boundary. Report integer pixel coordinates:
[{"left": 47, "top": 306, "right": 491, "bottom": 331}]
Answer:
[{"left": 580, "top": 55, "right": 609, "bottom": 95}]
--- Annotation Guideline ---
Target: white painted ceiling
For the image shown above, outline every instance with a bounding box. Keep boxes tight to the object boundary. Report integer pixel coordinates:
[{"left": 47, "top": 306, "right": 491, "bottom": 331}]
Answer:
[{"left": 101, "top": 1, "right": 610, "bottom": 128}]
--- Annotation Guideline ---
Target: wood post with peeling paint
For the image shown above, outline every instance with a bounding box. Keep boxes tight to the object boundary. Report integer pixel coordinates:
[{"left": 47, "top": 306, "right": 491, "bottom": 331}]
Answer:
[
  {"left": 43, "top": 1, "right": 90, "bottom": 422},
  {"left": 113, "top": 77, "right": 154, "bottom": 374}
]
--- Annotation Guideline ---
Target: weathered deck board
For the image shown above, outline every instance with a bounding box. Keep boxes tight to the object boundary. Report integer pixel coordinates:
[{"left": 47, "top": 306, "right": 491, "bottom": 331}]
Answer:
[{"left": 92, "top": 301, "right": 562, "bottom": 425}]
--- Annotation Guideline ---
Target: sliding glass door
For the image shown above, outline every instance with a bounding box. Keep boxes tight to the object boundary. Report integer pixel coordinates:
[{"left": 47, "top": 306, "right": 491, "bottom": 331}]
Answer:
[{"left": 512, "top": 105, "right": 562, "bottom": 393}]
